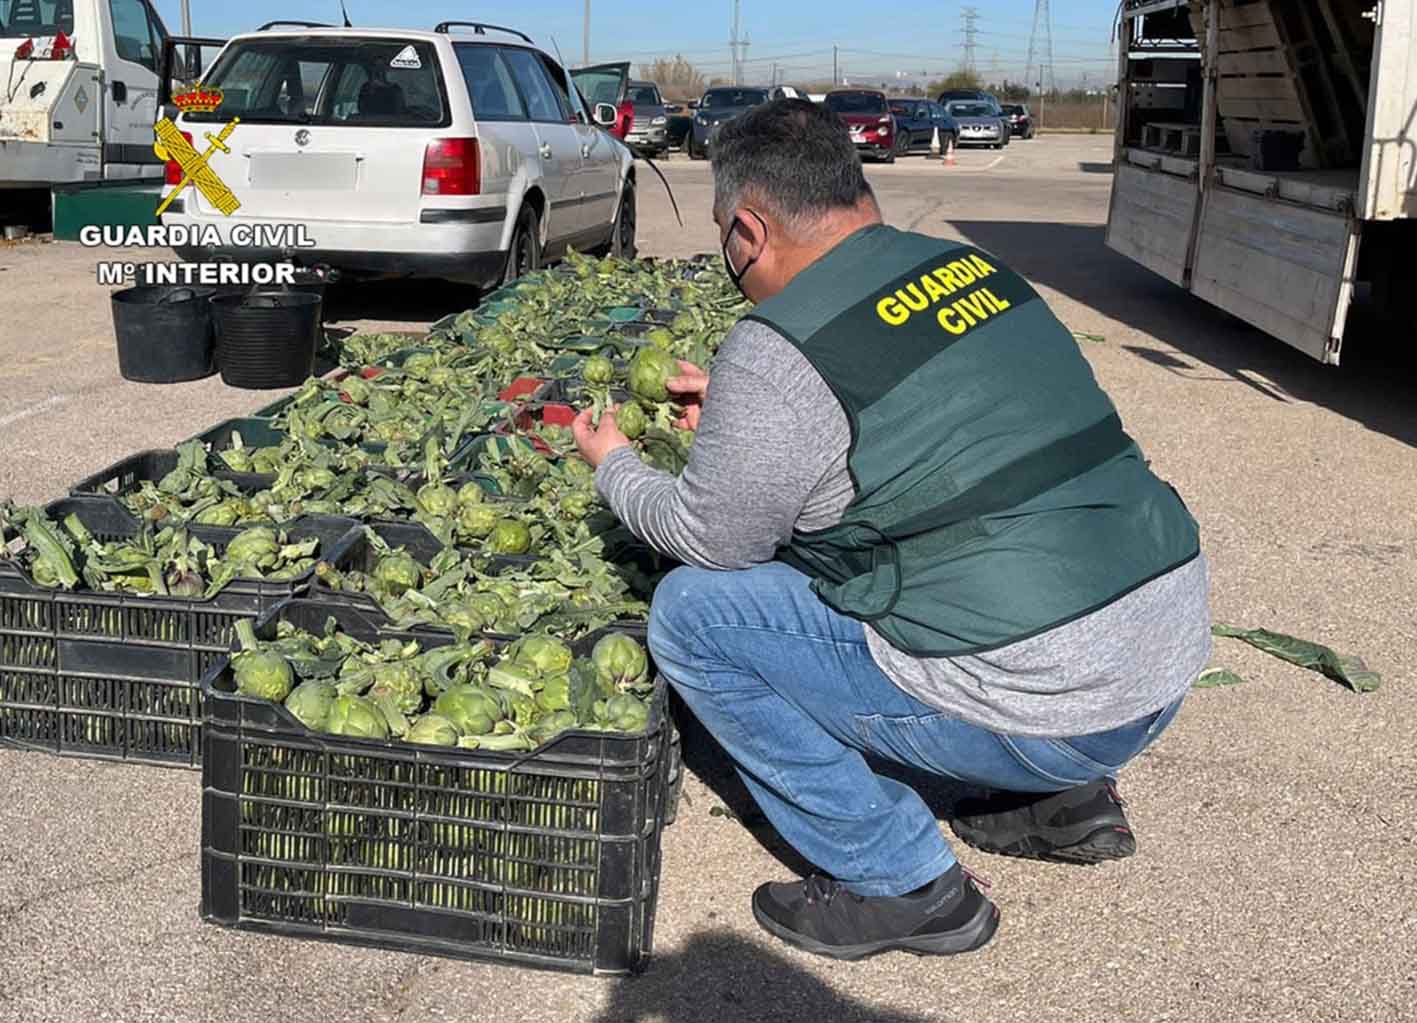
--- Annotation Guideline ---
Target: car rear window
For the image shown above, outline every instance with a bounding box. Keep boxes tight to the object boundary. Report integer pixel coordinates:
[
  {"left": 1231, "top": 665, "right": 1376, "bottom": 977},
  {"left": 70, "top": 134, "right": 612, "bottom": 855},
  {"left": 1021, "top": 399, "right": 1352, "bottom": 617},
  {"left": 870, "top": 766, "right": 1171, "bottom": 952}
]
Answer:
[
  {"left": 188, "top": 36, "right": 447, "bottom": 127},
  {"left": 0, "top": 0, "right": 71, "bottom": 35},
  {"left": 699, "top": 89, "right": 767, "bottom": 109},
  {"left": 949, "top": 102, "right": 992, "bottom": 117},
  {"left": 826, "top": 92, "right": 887, "bottom": 114}
]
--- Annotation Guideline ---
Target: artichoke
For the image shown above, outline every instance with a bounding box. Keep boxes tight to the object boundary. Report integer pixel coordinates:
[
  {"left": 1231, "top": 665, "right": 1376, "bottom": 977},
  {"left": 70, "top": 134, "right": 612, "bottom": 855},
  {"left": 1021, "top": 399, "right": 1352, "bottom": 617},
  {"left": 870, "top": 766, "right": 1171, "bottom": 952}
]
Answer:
[
  {"left": 646, "top": 327, "right": 676, "bottom": 351},
  {"left": 226, "top": 527, "right": 280, "bottom": 567},
  {"left": 457, "top": 503, "right": 499, "bottom": 539},
  {"left": 194, "top": 502, "right": 240, "bottom": 527},
  {"left": 325, "top": 695, "right": 390, "bottom": 739},
  {"left": 373, "top": 552, "right": 422, "bottom": 596},
  {"left": 616, "top": 401, "right": 647, "bottom": 440},
  {"left": 592, "top": 632, "right": 650, "bottom": 692},
  {"left": 406, "top": 713, "right": 461, "bottom": 746},
  {"left": 338, "top": 375, "right": 372, "bottom": 405},
  {"left": 232, "top": 619, "right": 294, "bottom": 703},
  {"left": 602, "top": 693, "right": 650, "bottom": 733},
  {"left": 583, "top": 355, "right": 615, "bottom": 385},
  {"left": 562, "top": 457, "right": 594, "bottom": 483},
  {"left": 628, "top": 347, "right": 677, "bottom": 403},
  {"left": 435, "top": 684, "right": 503, "bottom": 736},
  {"left": 416, "top": 481, "right": 458, "bottom": 518},
  {"left": 299, "top": 466, "right": 337, "bottom": 491},
  {"left": 457, "top": 481, "right": 486, "bottom": 508},
  {"left": 487, "top": 518, "right": 531, "bottom": 555},
  {"left": 558, "top": 492, "right": 595, "bottom": 520},
  {"left": 512, "top": 634, "right": 574, "bottom": 675},
  {"left": 285, "top": 680, "right": 337, "bottom": 731}
]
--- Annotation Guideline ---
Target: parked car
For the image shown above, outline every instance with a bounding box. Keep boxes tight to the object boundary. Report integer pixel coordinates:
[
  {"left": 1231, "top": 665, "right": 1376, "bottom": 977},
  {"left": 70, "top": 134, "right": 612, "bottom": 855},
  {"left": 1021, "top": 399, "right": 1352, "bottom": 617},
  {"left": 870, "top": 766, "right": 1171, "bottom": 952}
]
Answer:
[
  {"left": 160, "top": 23, "right": 637, "bottom": 285},
  {"left": 1000, "top": 103, "right": 1034, "bottom": 139},
  {"left": 936, "top": 88, "right": 1011, "bottom": 145},
  {"left": 888, "top": 98, "right": 958, "bottom": 155},
  {"left": 623, "top": 80, "right": 669, "bottom": 156},
  {"left": 687, "top": 86, "right": 769, "bottom": 159},
  {"left": 825, "top": 88, "right": 896, "bottom": 163},
  {"left": 664, "top": 102, "right": 693, "bottom": 148},
  {"left": 945, "top": 100, "right": 1005, "bottom": 148}
]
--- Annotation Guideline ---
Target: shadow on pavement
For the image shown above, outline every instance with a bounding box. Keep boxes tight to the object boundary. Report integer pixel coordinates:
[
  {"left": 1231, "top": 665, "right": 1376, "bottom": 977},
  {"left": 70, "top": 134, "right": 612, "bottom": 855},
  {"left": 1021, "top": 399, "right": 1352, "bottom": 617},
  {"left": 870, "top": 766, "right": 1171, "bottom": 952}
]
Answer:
[
  {"left": 950, "top": 220, "right": 1417, "bottom": 449},
  {"left": 1077, "top": 162, "right": 1115, "bottom": 174},
  {"left": 322, "top": 277, "right": 482, "bottom": 325},
  {"left": 593, "top": 931, "right": 931, "bottom": 1023}
]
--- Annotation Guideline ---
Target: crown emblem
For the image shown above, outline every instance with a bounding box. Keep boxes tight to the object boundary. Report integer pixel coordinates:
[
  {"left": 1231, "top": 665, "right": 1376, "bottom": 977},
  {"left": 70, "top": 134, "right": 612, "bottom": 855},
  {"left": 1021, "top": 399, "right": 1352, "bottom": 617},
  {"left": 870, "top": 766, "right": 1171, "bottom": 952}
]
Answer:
[{"left": 173, "top": 83, "right": 224, "bottom": 114}]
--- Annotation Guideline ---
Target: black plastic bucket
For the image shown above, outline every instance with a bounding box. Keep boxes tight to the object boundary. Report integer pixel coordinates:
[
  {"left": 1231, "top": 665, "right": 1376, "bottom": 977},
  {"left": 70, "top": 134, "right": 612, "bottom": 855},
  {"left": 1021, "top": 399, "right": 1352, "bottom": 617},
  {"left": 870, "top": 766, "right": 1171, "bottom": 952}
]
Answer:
[
  {"left": 211, "top": 291, "right": 321, "bottom": 390},
  {"left": 111, "top": 285, "right": 217, "bottom": 383}
]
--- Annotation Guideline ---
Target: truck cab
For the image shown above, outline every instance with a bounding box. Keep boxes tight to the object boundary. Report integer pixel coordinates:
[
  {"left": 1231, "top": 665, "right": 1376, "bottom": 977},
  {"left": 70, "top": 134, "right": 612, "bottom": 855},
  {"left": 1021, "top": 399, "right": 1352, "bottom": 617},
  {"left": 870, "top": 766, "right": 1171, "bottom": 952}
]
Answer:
[{"left": 0, "top": 0, "right": 172, "bottom": 189}]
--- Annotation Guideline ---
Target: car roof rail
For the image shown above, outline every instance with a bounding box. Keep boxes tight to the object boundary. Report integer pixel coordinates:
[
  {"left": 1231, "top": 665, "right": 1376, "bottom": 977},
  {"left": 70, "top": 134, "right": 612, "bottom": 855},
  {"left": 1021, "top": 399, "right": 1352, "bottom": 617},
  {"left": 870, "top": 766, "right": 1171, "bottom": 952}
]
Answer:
[
  {"left": 434, "top": 21, "right": 534, "bottom": 44},
  {"left": 258, "top": 20, "right": 334, "bottom": 30}
]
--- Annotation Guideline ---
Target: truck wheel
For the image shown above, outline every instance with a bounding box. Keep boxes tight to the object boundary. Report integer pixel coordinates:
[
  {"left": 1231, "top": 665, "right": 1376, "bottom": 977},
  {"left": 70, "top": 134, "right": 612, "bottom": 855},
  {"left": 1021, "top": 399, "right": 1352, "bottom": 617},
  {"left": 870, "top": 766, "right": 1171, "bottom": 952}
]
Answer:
[
  {"left": 502, "top": 204, "right": 541, "bottom": 285},
  {"left": 610, "top": 181, "right": 637, "bottom": 260}
]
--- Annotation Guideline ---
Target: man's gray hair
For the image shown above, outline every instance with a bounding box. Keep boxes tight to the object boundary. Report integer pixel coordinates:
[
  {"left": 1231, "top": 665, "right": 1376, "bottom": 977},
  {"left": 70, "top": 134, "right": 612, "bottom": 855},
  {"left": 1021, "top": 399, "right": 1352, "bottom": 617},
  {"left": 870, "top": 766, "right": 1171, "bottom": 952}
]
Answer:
[{"left": 711, "top": 98, "right": 875, "bottom": 236}]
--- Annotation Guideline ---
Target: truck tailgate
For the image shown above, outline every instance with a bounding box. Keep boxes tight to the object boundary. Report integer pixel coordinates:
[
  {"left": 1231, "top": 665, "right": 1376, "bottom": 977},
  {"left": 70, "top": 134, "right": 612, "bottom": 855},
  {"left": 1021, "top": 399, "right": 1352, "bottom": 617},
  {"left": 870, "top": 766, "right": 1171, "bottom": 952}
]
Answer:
[{"left": 0, "top": 60, "right": 96, "bottom": 145}]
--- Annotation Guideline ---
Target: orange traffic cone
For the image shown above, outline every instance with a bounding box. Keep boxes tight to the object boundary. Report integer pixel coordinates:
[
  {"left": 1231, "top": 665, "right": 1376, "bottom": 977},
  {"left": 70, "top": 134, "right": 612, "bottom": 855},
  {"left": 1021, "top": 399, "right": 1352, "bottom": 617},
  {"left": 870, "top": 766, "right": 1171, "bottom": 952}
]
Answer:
[{"left": 944, "top": 134, "right": 956, "bottom": 167}]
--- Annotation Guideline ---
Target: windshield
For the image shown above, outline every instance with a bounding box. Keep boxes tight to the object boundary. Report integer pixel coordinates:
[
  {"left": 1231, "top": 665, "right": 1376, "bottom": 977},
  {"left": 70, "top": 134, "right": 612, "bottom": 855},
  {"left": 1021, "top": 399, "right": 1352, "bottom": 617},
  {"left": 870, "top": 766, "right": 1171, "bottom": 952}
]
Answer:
[
  {"left": 889, "top": 102, "right": 916, "bottom": 117},
  {"left": 699, "top": 88, "right": 766, "bottom": 110},
  {"left": 186, "top": 36, "right": 447, "bottom": 127},
  {"left": 0, "top": 0, "right": 72, "bottom": 35},
  {"left": 627, "top": 84, "right": 661, "bottom": 105},
  {"left": 948, "top": 102, "right": 991, "bottom": 117},
  {"left": 1002, "top": 104, "right": 1024, "bottom": 115},
  {"left": 826, "top": 92, "right": 886, "bottom": 114}
]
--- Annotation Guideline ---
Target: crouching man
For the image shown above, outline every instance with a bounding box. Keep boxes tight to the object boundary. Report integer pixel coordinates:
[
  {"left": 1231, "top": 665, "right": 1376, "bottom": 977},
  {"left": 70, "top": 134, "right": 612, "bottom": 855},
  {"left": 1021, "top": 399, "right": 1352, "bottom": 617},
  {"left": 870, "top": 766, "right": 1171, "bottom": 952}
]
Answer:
[{"left": 572, "top": 99, "right": 1210, "bottom": 961}]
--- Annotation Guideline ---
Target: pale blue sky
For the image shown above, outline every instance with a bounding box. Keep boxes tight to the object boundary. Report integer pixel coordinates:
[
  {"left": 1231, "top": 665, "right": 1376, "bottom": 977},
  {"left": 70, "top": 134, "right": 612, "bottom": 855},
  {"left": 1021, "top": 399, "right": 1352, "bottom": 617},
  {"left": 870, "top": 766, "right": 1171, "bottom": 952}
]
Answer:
[{"left": 152, "top": 0, "right": 1120, "bottom": 89}]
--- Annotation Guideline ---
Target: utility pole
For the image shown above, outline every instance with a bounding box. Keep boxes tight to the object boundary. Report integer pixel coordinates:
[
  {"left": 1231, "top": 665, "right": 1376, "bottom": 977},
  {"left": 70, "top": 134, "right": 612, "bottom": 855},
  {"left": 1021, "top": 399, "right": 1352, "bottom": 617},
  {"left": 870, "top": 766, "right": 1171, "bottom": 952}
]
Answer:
[
  {"left": 181, "top": 0, "right": 191, "bottom": 35},
  {"left": 729, "top": 0, "right": 750, "bottom": 86},
  {"left": 582, "top": 0, "right": 590, "bottom": 66},
  {"left": 833, "top": 45, "right": 839, "bottom": 86},
  {"left": 961, "top": 7, "right": 979, "bottom": 74},
  {"left": 1025, "top": 0, "right": 1056, "bottom": 96}
]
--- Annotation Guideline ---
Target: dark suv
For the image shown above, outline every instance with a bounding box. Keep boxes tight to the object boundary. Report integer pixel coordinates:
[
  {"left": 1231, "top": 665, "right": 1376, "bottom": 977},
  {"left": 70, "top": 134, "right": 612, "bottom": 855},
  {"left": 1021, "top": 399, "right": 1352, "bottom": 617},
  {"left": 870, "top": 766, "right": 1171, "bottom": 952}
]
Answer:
[
  {"left": 825, "top": 89, "right": 896, "bottom": 162},
  {"left": 1000, "top": 103, "right": 1034, "bottom": 140},
  {"left": 687, "top": 86, "right": 769, "bottom": 159},
  {"left": 888, "top": 98, "right": 958, "bottom": 155},
  {"left": 624, "top": 80, "right": 669, "bottom": 156}
]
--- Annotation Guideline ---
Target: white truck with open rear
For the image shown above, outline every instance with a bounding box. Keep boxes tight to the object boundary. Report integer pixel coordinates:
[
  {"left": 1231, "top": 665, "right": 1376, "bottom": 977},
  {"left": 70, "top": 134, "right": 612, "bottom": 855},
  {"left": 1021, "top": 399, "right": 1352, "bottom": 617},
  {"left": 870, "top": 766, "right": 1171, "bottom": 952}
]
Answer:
[
  {"left": 0, "top": 0, "right": 175, "bottom": 189},
  {"left": 1105, "top": 0, "right": 1417, "bottom": 364}
]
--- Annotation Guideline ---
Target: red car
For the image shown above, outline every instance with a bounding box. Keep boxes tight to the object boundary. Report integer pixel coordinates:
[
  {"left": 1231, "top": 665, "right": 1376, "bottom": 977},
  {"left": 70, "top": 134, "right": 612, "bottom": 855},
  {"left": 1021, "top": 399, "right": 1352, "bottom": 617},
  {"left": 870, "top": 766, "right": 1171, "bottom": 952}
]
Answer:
[{"left": 825, "top": 89, "right": 896, "bottom": 163}]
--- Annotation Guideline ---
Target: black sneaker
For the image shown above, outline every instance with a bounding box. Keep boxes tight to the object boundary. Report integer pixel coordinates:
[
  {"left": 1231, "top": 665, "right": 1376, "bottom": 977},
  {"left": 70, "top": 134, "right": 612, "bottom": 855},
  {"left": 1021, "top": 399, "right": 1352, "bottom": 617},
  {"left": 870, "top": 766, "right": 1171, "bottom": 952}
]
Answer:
[
  {"left": 750, "top": 863, "right": 999, "bottom": 961},
  {"left": 950, "top": 778, "right": 1136, "bottom": 865}
]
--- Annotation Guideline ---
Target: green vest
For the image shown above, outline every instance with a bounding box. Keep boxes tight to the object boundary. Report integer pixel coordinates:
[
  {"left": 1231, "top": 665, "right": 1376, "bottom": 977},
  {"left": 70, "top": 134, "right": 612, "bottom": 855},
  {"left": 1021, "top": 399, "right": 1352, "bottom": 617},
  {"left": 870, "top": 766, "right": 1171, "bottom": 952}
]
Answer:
[{"left": 752, "top": 224, "right": 1200, "bottom": 657}]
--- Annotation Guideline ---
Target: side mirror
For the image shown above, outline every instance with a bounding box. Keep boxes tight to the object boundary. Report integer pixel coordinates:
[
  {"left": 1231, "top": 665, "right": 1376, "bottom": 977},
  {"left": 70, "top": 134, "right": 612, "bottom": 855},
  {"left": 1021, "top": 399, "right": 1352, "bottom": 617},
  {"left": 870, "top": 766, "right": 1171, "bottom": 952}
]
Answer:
[
  {"left": 593, "top": 102, "right": 617, "bottom": 127},
  {"left": 687, "top": 100, "right": 698, "bottom": 110}
]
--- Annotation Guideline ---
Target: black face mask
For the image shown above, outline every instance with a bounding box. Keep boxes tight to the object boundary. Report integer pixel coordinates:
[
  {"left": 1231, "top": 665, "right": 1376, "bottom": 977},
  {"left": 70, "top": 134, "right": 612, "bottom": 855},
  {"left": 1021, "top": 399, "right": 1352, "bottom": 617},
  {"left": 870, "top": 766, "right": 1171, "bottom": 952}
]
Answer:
[{"left": 722, "top": 210, "right": 766, "bottom": 299}]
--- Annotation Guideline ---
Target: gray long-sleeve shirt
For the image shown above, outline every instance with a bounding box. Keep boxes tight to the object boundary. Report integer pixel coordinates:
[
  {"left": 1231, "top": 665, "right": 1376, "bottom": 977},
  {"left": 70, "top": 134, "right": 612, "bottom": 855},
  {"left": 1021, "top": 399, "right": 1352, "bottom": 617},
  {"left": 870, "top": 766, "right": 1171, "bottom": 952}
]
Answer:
[{"left": 596, "top": 319, "right": 1211, "bottom": 737}]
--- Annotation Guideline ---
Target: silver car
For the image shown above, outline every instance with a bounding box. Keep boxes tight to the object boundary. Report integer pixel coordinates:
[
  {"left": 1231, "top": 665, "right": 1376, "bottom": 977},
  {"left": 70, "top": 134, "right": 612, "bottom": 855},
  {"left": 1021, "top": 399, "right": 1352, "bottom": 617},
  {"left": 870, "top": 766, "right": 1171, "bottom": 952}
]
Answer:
[{"left": 946, "top": 101, "right": 1005, "bottom": 149}]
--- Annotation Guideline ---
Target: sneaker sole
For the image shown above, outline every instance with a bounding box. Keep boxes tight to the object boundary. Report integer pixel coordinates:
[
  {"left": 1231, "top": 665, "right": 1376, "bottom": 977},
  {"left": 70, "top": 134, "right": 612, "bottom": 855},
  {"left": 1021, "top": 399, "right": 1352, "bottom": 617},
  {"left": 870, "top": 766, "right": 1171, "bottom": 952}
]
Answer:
[
  {"left": 950, "top": 818, "right": 1136, "bottom": 865},
  {"left": 751, "top": 897, "right": 1000, "bottom": 962}
]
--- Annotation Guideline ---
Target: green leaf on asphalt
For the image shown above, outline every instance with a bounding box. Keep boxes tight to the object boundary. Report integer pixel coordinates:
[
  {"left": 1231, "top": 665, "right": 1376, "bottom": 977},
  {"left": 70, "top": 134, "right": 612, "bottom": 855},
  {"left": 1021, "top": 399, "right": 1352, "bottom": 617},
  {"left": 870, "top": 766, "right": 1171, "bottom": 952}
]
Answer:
[
  {"left": 1193, "top": 667, "right": 1246, "bottom": 689},
  {"left": 1211, "top": 625, "right": 1381, "bottom": 693}
]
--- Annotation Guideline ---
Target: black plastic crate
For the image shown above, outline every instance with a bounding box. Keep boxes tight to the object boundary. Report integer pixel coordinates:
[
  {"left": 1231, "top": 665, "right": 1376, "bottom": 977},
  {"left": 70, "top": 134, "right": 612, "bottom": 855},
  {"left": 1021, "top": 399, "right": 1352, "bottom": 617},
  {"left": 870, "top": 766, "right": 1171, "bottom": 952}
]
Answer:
[
  {"left": 70, "top": 448, "right": 277, "bottom": 497},
  {"left": 0, "top": 501, "right": 360, "bottom": 768},
  {"left": 200, "top": 600, "right": 669, "bottom": 974}
]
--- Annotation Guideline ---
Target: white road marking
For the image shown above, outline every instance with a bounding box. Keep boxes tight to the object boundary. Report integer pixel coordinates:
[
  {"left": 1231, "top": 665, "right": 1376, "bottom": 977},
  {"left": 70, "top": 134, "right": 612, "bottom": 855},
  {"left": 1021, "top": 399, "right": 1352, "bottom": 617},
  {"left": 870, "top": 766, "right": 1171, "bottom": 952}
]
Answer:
[
  {"left": 981, "top": 155, "right": 1006, "bottom": 171},
  {"left": 0, "top": 394, "right": 70, "bottom": 427}
]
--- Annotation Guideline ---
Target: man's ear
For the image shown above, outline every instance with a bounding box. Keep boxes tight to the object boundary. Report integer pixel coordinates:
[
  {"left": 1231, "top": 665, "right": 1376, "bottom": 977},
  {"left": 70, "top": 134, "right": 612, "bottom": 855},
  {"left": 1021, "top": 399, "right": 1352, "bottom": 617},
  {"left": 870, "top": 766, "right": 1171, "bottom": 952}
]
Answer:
[{"left": 733, "top": 208, "right": 769, "bottom": 259}]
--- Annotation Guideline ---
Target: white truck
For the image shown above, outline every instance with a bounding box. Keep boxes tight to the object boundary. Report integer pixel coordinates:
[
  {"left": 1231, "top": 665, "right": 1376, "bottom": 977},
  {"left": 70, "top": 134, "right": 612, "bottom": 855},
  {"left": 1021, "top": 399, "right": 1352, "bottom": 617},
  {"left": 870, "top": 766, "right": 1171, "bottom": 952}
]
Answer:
[
  {"left": 1105, "top": 0, "right": 1417, "bottom": 364},
  {"left": 0, "top": 0, "right": 180, "bottom": 190}
]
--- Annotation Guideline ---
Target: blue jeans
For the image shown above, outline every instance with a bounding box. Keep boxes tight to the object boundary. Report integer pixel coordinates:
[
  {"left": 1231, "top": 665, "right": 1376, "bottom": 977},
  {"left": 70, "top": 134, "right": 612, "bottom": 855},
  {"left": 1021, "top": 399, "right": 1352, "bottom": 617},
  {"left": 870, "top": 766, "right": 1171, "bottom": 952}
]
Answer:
[{"left": 648, "top": 562, "right": 1183, "bottom": 898}]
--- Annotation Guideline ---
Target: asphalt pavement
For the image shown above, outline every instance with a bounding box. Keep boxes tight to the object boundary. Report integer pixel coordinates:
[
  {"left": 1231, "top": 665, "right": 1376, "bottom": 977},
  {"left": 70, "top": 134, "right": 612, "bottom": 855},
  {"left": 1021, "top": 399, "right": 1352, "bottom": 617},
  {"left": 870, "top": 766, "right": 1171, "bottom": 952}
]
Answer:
[{"left": 1, "top": 137, "right": 1414, "bottom": 1023}]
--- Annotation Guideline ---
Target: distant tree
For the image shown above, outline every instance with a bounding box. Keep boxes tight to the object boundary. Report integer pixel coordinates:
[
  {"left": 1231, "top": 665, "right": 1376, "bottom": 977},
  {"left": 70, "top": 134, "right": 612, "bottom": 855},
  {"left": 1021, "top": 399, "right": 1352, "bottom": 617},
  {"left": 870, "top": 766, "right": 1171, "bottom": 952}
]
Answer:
[
  {"left": 926, "top": 69, "right": 982, "bottom": 95},
  {"left": 638, "top": 55, "right": 707, "bottom": 102}
]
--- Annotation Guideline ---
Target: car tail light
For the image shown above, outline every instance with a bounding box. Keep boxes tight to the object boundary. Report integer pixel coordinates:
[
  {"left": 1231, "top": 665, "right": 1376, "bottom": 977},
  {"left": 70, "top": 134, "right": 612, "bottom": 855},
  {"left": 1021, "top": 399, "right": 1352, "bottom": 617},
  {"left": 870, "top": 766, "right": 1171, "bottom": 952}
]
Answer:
[
  {"left": 49, "top": 30, "right": 71, "bottom": 60},
  {"left": 14, "top": 38, "right": 33, "bottom": 60},
  {"left": 613, "top": 100, "right": 634, "bottom": 140},
  {"left": 164, "top": 130, "right": 193, "bottom": 185},
  {"left": 422, "top": 137, "right": 481, "bottom": 196}
]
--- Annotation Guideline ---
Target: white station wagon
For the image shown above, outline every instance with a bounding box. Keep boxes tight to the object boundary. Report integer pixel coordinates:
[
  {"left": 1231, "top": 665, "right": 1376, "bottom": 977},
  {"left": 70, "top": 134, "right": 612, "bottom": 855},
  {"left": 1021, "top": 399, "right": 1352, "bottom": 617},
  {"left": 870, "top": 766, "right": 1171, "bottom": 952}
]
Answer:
[{"left": 158, "top": 20, "right": 636, "bottom": 286}]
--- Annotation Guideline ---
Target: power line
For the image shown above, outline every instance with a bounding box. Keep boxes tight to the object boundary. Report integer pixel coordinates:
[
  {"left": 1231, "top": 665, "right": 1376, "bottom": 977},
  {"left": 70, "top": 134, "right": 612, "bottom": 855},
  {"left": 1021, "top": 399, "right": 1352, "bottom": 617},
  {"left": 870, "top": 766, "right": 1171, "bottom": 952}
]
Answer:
[
  {"left": 957, "top": 6, "right": 980, "bottom": 73},
  {"left": 1025, "top": 0, "right": 1057, "bottom": 95}
]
